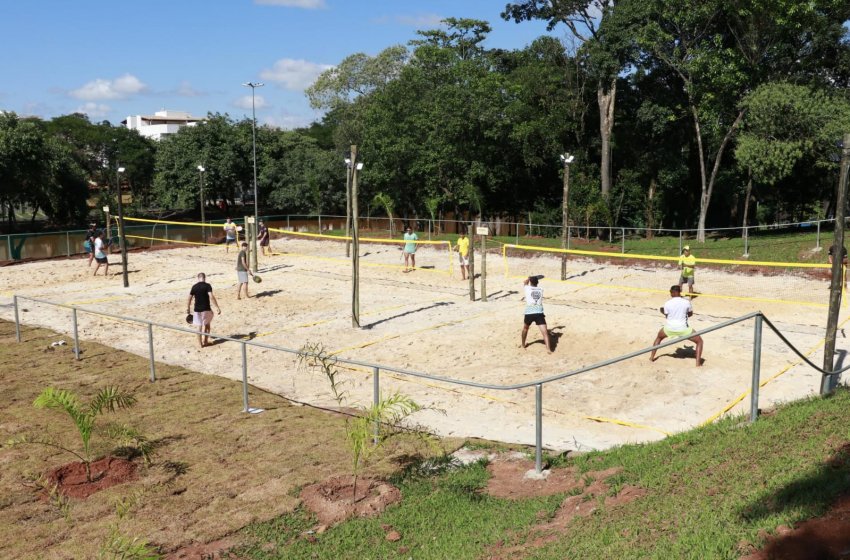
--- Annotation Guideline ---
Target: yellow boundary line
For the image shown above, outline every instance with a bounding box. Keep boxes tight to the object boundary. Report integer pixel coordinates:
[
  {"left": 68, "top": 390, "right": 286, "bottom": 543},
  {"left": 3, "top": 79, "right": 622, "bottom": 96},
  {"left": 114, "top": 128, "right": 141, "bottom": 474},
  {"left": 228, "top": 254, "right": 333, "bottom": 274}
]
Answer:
[
  {"left": 701, "top": 313, "right": 850, "bottom": 425},
  {"left": 584, "top": 416, "right": 671, "bottom": 436}
]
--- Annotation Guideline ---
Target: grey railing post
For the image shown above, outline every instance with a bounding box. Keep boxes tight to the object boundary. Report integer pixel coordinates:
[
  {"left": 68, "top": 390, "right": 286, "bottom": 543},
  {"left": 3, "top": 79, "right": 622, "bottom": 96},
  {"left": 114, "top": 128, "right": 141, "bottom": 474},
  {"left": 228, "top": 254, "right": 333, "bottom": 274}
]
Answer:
[
  {"left": 750, "top": 314, "right": 763, "bottom": 422},
  {"left": 13, "top": 295, "right": 21, "bottom": 342},
  {"left": 242, "top": 342, "right": 250, "bottom": 412},
  {"left": 147, "top": 323, "right": 156, "bottom": 382},
  {"left": 535, "top": 384, "right": 543, "bottom": 473},
  {"left": 373, "top": 366, "right": 380, "bottom": 444},
  {"left": 72, "top": 308, "right": 80, "bottom": 360}
]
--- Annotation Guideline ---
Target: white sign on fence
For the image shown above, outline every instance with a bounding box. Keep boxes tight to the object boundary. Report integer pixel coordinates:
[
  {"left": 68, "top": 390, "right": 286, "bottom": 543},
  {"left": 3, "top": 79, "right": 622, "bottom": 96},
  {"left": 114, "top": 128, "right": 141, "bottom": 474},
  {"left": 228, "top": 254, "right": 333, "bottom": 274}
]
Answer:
[{"left": 476, "top": 226, "right": 490, "bottom": 236}]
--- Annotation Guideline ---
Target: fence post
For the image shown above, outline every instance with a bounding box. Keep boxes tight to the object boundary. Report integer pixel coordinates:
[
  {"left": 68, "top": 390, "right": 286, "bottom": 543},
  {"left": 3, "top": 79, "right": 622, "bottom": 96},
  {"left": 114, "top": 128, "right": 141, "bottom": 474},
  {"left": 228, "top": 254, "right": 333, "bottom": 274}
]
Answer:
[
  {"left": 678, "top": 231, "right": 683, "bottom": 255},
  {"left": 148, "top": 323, "right": 156, "bottom": 382},
  {"left": 72, "top": 308, "right": 80, "bottom": 360},
  {"left": 287, "top": 215, "right": 290, "bottom": 230},
  {"left": 318, "top": 214, "right": 322, "bottom": 232},
  {"left": 6, "top": 235, "right": 11, "bottom": 261},
  {"left": 515, "top": 225, "right": 519, "bottom": 245},
  {"left": 66, "top": 231, "right": 71, "bottom": 257},
  {"left": 535, "top": 383, "right": 543, "bottom": 474},
  {"left": 750, "top": 315, "right": 763, "bottom": 422},
  {"left": 165, "top": 223, "right": 169, "bottom": 243},
  {"left": 567, "top": 226, "right": 571, "bottom": 250},
  {"left": 621, "top": 228, "right": 625, "bottom": 254},
  {"left": 241, "top": 342, "right": 250, "bottom": 412},
  {"left": 13, "top": 295, "right": 20, "bottom": 342},
  {"left": 743, "top": 227, "right": 750, "bottom": 257},
  {"left": 373, "top": 367, "right": 380, "bottom": 444},
  {"left": 816, "top": 221, "right": 821, "bottom": 250}
]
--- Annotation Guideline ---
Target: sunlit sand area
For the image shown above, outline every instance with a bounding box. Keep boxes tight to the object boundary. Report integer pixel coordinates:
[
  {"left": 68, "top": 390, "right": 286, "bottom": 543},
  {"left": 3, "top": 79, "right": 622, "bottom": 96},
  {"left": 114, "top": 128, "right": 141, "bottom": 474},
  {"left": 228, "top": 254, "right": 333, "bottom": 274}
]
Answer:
[{"left": 0, "top": 237, "right": 844, "bottom": 451}]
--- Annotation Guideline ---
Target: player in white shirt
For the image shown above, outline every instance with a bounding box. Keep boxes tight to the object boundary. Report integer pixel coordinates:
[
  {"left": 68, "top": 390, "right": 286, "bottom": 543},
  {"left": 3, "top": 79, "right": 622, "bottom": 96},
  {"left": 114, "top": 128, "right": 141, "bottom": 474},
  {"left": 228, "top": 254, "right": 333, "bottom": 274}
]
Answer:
[{"left": 649, "top": 285, "right": 704, "bottom": 367}]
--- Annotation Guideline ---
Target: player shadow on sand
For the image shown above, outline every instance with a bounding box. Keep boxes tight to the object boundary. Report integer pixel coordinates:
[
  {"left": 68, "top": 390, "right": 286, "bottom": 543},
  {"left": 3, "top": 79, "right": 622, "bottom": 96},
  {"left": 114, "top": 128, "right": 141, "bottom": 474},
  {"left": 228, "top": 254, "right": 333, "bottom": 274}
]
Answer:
[
  {"left": 260, "top": 264, "right": 293, "bottom": 273},
  {"left": 564, "top": 267, "right": 606, "bottom": 281},
  {"left": 654, "top": 345, "right": 705, "bottom": 365},
  {"left": 208, "top": 331, "right": 258, "bottom": 346},
  {"left": 253, "top": 290, "right": 282, "bottom": 299},
  {"left": 525, "top": 326, "right": 565, "bottom": 351},
  {"left": 487, "top": 290, "right": 519, "bottom": 301},
  {"left": 361, "top": 301, "right": 453, "bottom": 330}
]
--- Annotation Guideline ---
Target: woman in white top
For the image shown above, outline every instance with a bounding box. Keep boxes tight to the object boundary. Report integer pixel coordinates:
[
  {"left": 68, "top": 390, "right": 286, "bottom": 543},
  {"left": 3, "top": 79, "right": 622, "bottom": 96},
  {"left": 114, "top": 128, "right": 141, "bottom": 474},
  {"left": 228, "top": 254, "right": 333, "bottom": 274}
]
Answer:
[
  {"left": 649, "top": 285, "right": 704, "bottom": 367},
  {"left": 521, "top": 276, "right": 552, "bottom": 353}
]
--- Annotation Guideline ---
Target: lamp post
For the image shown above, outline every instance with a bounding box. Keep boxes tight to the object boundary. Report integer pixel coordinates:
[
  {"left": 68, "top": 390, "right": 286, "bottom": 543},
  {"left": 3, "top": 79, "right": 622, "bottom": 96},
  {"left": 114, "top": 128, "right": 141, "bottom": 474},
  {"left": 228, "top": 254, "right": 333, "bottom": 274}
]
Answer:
[
  {"left": 348, "top": 146, "right": 363, "bottom": 328},
  {"left": 242, "top": 81, "right": 264, "bottom": 272},
  {"left": 197, "top": 165, "right": 206, "bottom": 241},
  {"left": 559, "top": 153, "right": 575, "bottom": 281},
  {"left": 116, "top": 165, "right": 129, "bottom": 288}
]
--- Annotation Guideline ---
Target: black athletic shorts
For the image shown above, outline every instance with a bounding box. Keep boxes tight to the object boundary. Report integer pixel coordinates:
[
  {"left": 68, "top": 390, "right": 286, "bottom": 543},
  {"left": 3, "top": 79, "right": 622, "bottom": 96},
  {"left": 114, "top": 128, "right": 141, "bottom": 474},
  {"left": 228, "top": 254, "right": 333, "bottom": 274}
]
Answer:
[
  {"left": 524, "top": 313, "right": 546, "bottom": 326},
  {"left": 95, "top": 256, "right": 108, "bottom": 264}
]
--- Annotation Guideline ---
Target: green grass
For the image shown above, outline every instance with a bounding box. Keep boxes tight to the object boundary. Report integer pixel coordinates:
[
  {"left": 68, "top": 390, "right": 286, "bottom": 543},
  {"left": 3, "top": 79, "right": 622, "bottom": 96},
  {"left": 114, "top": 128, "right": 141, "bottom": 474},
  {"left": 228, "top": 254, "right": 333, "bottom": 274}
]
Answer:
[
  {"left": 234, "top": 389, "right": 850, "bottom": 559},
  {"left": 314, "top": 226, "right": 835, "bottom": 264}
]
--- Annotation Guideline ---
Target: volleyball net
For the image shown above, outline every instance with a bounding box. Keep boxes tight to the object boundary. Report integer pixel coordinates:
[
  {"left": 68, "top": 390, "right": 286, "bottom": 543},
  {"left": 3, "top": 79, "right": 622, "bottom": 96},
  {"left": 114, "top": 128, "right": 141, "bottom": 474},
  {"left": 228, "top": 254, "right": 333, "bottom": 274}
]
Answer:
[
  {"left": 113, "top": 216, "right": 454, "bottom": 275},
  {"left": 502, "top": 243, "right": 835, "bottom": 307}
]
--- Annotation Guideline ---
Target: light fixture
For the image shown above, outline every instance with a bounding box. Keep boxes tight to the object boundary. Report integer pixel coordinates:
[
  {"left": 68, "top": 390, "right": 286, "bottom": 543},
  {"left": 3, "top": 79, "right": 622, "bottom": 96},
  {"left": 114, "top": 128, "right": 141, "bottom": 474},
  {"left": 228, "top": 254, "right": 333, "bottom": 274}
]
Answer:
[{"left": 197, "top": 165, "right": 205, "bottom": 172}]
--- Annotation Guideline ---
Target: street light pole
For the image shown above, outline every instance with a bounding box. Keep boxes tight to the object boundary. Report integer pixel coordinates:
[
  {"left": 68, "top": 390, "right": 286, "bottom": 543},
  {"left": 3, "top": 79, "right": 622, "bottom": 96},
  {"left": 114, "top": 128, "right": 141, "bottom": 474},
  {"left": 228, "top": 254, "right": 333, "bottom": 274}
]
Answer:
[
  {"left": 559, "top": 153, "right": 574, "bottom": 281},
  {"left": 242, "top": 81, "right": 264, "bottom": 272},
  {"left": 116, "top": 165, "right": 129, "bottom": 288},
  {"left": 197, "top": 165, "right": 206, "bottom": 242},
  {"left": 348, "top": 146, "right": 363, "bottom": 328}
]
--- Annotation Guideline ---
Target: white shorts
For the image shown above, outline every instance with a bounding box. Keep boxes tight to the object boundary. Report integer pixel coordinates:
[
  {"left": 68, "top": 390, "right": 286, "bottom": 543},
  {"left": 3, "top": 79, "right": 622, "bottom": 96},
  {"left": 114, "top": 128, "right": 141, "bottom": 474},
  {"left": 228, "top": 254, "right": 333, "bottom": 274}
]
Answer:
[
  {"left": 237, "top": 271, "right": 249, "bottom": 284},
  {"left": 193, "top": 311, "right": 213, "bottom": 327},
  {"left": 458, "top": 253, "right": 469, "bottom": 266}
]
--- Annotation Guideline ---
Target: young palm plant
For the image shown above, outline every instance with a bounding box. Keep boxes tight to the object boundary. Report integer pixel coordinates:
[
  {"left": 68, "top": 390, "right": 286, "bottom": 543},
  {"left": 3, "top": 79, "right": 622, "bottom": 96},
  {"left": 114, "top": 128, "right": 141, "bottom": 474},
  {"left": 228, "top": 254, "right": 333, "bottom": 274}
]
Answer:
[
  {"left": 372, "top": 192, "right": 396, "bottom": 237},
  {"left": 31, "top": 386, "right": 140, "bottom": 483}
]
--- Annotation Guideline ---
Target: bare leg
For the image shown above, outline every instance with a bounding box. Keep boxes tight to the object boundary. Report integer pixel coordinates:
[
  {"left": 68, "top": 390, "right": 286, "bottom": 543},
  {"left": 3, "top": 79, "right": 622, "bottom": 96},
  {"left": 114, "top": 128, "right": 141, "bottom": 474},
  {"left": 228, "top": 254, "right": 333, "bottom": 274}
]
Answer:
[
  {"left": 690, "top": 334, "right": 704, "bottom": 366},
  {"left": 93, "top": 263, "right": 100, "bottom": 276},
  {"left": 88, "top": 252, "right": 94, "bottom": 266},
  {"left": 237, "top": 284, "right": 243, "bottom": 300},
  {"left": 649, "top": 329, "right": 667, "bottom": 362},
  {"left": 196, "top": 325, "right": 203, "bottom": 348},
  {"left": 537, "top": 323, "right": 553, "bottom": 353},
  {"left": 411, "top": 254, "right": 416, "bottom": 270},
  {"left": 104, "top": 263, "right": 108, "bottom": 276},
  {"left": 203, "top": 324, "right": 211, "bottom": 347},
  {"left": 521, "top": 324, "right": 530, "bottom": 348}
]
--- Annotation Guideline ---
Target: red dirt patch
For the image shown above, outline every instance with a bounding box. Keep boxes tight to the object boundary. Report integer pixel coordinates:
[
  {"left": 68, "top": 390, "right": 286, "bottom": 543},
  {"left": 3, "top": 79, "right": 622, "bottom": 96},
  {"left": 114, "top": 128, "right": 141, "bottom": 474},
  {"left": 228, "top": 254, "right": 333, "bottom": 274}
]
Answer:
[
  {"left": 485, "top": 457, "right": 646, "bottom": 559},
  {"left": 46, "top": 456, "right": 137, "bottom": 499},
  {"left": 740, "top": 495, "right": 850, "bottom": 560},
  {"left": 163, "top": 536, "right": 241, "bottom": 560},
  {"left": 300, "top": 476, "right": 401, "bottom": 526}
]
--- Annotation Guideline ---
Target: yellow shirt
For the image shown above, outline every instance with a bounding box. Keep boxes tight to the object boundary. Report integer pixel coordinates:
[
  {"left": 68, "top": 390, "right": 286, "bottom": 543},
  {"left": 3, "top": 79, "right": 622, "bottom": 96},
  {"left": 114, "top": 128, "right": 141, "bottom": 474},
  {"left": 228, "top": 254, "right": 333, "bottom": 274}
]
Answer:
[
  {"left": 678, "top": 254, "right": 696, "bottom": 277},
  {"left": 456, "top": 236, "right": 470, "bottom": 257}
]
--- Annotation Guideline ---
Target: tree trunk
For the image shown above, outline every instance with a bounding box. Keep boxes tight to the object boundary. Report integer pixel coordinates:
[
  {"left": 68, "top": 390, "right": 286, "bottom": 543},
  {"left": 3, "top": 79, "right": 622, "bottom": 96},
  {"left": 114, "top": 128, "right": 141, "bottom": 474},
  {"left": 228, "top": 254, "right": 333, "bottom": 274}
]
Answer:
[
  {"left": 695, "top": 108, "right": 746, "bottom": 242},
  {"left": 598, "top": 80, "right": 616, "bottom": 201},
  {"left": 645, "top": 177, "right": 657, "bottom": 239}
]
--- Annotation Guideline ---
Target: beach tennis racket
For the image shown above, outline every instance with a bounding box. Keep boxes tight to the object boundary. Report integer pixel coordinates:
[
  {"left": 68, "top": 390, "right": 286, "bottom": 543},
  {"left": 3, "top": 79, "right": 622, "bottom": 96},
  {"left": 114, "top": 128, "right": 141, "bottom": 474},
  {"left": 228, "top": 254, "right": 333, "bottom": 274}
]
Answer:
[
  {"left": 185, "top": 313, "right": 193, "bottom": 324},
  {"left": 253, "top": 275, "right": 262, "bottom": 283}
]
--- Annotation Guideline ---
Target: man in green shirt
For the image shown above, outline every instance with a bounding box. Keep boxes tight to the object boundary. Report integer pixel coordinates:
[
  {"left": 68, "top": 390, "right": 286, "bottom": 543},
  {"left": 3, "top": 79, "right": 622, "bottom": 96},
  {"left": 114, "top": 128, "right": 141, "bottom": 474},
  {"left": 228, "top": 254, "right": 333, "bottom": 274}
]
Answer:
[{"left": 678, "top": 246, "right": 697, "bottom": 294}]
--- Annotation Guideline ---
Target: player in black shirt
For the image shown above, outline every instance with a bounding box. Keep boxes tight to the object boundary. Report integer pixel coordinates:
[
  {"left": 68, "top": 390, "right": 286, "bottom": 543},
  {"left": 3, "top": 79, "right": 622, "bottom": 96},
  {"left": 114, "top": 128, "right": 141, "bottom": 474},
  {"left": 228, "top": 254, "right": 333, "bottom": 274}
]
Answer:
[{"left": 186, "top": 272, "right": 221, "bottom": 348}]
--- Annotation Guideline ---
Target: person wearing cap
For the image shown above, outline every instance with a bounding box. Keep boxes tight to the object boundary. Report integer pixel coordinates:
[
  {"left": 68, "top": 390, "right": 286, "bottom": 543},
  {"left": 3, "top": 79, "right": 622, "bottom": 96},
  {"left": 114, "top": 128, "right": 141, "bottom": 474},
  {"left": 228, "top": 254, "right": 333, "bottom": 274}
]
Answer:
[
  {"left": 650, "top": 285, "right": 704, "bottom": 367},
  {"left": 678, "top": 246, "right": 697, "bottom": 294},
  {"left": 521, "top": 275, "right": 553, "bottom": 353},
  {"left": 402, "top": 226, "right": 418, "bottom": 272},
  {"left": 223, "top": 218, "right": 238, "bottom": 253},
  {"left": 257, "top": 220, "right": 270, "bottom": 256}
]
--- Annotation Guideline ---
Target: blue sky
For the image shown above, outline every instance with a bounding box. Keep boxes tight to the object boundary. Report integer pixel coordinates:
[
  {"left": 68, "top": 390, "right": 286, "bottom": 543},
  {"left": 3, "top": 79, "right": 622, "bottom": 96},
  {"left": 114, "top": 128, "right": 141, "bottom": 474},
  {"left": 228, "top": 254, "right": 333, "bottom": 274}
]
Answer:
[{"left": 1, "top": 0, "right": 557, "bottom": 129}]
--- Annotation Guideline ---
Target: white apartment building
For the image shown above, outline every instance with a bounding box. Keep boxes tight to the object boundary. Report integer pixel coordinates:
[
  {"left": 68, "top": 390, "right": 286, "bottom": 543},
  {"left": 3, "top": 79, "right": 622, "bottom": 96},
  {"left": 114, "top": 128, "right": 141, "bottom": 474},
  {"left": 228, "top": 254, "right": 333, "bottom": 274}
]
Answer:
[{"left": 123, "top": 109, "right": 203, "bottom": 140}]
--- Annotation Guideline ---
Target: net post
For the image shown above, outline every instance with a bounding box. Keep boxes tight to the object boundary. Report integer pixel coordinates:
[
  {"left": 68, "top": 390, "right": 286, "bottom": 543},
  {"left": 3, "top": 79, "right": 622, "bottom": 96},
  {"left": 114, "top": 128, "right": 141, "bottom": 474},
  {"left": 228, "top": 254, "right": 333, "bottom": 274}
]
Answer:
[
  {"left": 241, "top": 341, "right": 250, "bottom": 412},
  {"left": 13, "top": 295, "right": 21, "bottom": 342},
  {"left": 373, "top": 367, "right": 380, "bottom": 445},
  {"left": 750, "top": 314, "right": 762, "bottom": 422},
  {"left": 535, "top": 384, "right": 543, "bottom": 474},
  {"left": 72, "top": 308, "right": 80, "bottom": 360},
  {"left": 148, "top": 323, "right": 156, "bottom": 382}
]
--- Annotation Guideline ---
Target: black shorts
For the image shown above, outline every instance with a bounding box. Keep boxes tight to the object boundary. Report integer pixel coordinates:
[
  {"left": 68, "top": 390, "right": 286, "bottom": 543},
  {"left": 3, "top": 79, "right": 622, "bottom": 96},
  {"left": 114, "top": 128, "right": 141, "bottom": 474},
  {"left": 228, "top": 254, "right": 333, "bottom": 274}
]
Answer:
[
  {"left": 524, "top": 313, "right": 546, "bottom": 326},
  {"left": 95, "top": 256, "right": 108, "bottom": 264}
]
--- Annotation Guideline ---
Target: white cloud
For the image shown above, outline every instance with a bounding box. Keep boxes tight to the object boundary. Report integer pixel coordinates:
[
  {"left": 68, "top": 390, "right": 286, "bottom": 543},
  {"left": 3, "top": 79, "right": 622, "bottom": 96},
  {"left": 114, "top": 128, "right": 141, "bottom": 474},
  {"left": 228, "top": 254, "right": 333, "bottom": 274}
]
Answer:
[
  {"left": 254, "top": 0, "right": 326, "bottom": 8},
  {"left": 75, "top": 102, "right": 111, "bottom": 118},
  {"left": 69, "top": 74, "right": 147, "bottom": 100},
  {"left": 233, "top": 94, "right": 269, "bottom": 110},
  {"left": 176, "top": 80, "right": 204, "bottom": 97},
  {"left": 262, "top": 112, "right": 313, "bottom": 130},
  {"left": 260, "top": 58, "right": 333, "bottom": 91}
]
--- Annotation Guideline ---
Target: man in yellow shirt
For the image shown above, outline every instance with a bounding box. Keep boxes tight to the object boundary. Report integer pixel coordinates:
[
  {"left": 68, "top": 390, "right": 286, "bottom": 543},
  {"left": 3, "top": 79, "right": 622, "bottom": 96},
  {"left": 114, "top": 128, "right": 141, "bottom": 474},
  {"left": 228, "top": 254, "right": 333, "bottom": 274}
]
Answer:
[
  {"left": 455, "top": 231, "right": 470, "bottom": 280},
  {"left": 678, "top": 246, "right": 697, "bottom": 294}
]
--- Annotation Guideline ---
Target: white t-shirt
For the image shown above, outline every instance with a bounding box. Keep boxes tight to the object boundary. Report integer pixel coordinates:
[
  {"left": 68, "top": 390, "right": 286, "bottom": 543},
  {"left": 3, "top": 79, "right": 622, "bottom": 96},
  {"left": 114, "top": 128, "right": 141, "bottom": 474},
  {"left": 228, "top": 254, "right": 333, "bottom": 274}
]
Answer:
[
  {"left": 94, "top": 237, "right": 105, "bottom": 259},
  {"left": 663, "top": 296, "right": 692, "bottom": 330},
  {"left": 524, "top": 285, "right": 544, "bottom": 314}
]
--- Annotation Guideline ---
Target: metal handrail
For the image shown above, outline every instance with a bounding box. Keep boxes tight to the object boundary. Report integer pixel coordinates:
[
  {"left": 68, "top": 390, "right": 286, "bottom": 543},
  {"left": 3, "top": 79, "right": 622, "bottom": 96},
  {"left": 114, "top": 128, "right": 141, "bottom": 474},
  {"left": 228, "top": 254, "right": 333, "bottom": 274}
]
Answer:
[{"left": 10, "top": 294, "right": 840, "bottom": 473}]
